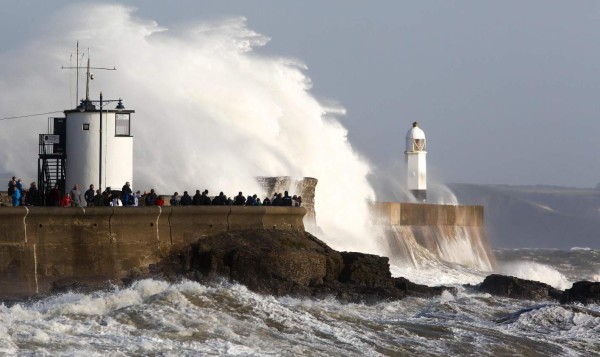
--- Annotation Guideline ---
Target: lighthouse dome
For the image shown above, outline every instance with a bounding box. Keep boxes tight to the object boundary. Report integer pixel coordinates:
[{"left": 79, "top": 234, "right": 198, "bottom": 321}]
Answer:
[
  {"left": 405, "top": 122, "right": 426, "bottom": 152},
  {"left": 405, "top": 122, "right": 425, "bottom": 140}
]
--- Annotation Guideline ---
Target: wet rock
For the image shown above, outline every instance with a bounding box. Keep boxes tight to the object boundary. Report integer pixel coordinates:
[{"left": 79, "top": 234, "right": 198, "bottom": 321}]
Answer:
[
  {"left": 560, "top": 281, "right": 600, "bottom": 305},
  {"left": 150, "top": 229, "right": 451, "bottom": 303},
  {"left": 395, "top": 277, "right": 456, "bottom": 298},
  {"left": 339, "top": 252, "right": 394, "bottom": 288},
  {"left": 50, "top": 276, "right": 119, "bottom": 294},
  {"left": 478, "top": 274, "right": 562, "bottom": 301}
]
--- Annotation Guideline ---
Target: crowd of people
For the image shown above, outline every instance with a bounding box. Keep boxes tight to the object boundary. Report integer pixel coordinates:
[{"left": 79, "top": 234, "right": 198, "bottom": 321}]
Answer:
[
  {"left": 5, "top": 176, "right": 40, "bottom": 207},
  {"left": 4, "top": 177, "right": 302, "bottom": 208},
  {"left": 168, "top": 190, "right": 302, "bottom": 207}
]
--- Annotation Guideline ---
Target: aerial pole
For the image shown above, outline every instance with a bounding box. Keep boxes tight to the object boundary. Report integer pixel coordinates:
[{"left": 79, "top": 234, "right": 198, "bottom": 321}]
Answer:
[
  {"left": 76, "top": 41, "right": 79, "bottom": 106},
  {"left": 61, "top": 43, "right": 116, "bottom": 108}
]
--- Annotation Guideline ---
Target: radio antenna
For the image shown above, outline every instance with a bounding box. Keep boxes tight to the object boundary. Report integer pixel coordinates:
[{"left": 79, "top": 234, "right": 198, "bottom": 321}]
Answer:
[{"left": 61, "top": 42, "right": 117, "bottom": 107}]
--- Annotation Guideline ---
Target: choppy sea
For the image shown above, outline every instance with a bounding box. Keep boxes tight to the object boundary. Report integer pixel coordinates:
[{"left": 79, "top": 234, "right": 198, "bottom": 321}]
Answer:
[{"left": 0, "top": 248, "right": 598, "bottom": 356}]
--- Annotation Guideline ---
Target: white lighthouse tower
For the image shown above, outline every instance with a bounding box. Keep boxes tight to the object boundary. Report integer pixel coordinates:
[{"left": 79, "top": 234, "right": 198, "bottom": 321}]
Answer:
[
  {"left": 405, "top": 121, "right": 427, "bottom": 201},
  {"left": 64, "top": 96, "right": 134, "bottom": 194}
]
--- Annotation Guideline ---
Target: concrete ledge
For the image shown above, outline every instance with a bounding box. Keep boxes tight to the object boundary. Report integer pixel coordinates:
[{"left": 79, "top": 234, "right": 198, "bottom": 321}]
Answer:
[
  {"left": 371, "top": 202, "right": 484, "bottom": 227},
  {"left": 169, "top": 206, "right": 230, "bottom": 249},
  {"left": 262, "top": 207, "right": 306, "bottom": 230},
  {"left": 228, "top": 206, "right": 268, "bottom": 231}
]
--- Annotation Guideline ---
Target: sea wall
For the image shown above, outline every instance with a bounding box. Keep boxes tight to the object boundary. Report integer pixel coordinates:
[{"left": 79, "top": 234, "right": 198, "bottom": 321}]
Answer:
[
  {"left": 0, "top": 206, "right": 306, "bottom": 301},
  {"left": 372, "top": 202, "right": 496, "bottom": 270},
  {"left": 256, "top": 176, "right": 318, "bottom": 229}
]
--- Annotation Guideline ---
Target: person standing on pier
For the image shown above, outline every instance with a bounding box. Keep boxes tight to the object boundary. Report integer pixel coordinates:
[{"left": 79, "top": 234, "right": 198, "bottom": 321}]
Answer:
[
  {"left": 84, "top": 184, "right": 95, "bottom": 207},
  {"left": 70, "top": 185, "right": 82, "bottom": 207},
  {"left": 11, "top": 185, "right": 21, "bottom": 207}
]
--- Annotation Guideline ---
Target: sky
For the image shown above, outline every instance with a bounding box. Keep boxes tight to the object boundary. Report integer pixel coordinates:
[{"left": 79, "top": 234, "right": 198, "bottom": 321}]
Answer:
[{"left": 1, "top": 0, "right": 600, "bottom": 188}]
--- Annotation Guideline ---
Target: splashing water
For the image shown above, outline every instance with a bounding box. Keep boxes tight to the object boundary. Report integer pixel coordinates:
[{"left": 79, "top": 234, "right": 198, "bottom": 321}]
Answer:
[
  {"left": 381, "top": 225, "right": 495, "bottom": 270},
  {"left": 497, "top": 261, "right": 573, "bottom": 290},
  {"left": 0, "top": 4, "right": 376, "bottom": 253}
]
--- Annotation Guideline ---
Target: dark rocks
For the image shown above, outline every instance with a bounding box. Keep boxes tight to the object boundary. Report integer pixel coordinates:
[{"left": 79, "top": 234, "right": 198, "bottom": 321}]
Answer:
[
  {"left": 339, "top": 252, "right": 393, "bottom": 288},
  {"left": 478, "top": 274, "right": 562, "bottom": 301},
  {"left": 560, "top": 281, "right": 600, "bottom": 304},
  {"left": 51, "top": 275, "right": 120, "bottom": 294},
  {"left": 477, "top": 275, "right": 600, "bottom": 305},
  {"left": 150, "top": 229, "right": 452, "bottom": 303}
]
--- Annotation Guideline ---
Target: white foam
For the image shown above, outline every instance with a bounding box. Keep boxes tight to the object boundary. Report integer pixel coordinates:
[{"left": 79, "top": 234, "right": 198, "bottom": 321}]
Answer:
[
  {"left": 570, "top": 247, "right": 591, "bottom": 251},
  {"left": 0, "top": 3, "right": 377, "bottom": 256},
  {"left": 497, "top": 261, "right": 572, "bottom": 290},
  {"left": 390, "top": 263, "right": 487, "bottom": 286}
]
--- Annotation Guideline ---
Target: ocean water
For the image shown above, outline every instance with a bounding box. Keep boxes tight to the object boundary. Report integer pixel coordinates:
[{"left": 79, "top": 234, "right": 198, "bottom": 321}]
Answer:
[
  {"left": 1, "top": 249, "right": 598, "bottom": 356},
  {"left": 0, "top": 4, "right": 598, "bottom": 354}
]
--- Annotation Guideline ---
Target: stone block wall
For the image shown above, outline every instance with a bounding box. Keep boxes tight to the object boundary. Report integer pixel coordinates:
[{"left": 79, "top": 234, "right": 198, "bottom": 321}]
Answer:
[{"left": 0, "top": 206, "right": 306, "bottom": 301}]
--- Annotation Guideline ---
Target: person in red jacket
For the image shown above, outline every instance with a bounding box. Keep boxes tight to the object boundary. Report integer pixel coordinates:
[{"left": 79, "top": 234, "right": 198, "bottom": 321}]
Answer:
[{"left": 61, "top": 193, "right": 72, "bottom": 207}]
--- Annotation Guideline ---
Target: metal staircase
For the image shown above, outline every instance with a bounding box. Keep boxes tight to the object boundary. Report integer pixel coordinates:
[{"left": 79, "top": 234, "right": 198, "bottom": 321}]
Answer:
[{"left": 38, "top": 118, "right": 66, "bottom": 204}]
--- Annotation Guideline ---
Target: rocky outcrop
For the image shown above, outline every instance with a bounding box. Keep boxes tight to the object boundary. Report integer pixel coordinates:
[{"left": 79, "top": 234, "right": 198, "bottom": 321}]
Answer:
[
  {"left": 477, "top": 274, "right": 563, "bottom": 301},
  {"left": 148, "top": 229, "right": 452, "bottom": 303},
  {"left": 560, "top": 281, "right": 600, "bottom": 304},
  {"left": 476, "top": 274, "right": 600, "bottom": 305},
  {"left": 35, "top": 228, "right": 600, "bottom": 306}
]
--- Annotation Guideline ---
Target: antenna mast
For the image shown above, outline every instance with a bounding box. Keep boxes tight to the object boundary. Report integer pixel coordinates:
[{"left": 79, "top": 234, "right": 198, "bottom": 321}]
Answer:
[{"left": 61, "top": 42, "right": 117, "bottom": 108}]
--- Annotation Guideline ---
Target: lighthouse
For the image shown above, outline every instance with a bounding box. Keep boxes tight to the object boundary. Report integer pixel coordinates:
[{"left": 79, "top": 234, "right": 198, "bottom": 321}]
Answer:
[{"left": 405, "top": 122, "right": 426, "bottom": 201}]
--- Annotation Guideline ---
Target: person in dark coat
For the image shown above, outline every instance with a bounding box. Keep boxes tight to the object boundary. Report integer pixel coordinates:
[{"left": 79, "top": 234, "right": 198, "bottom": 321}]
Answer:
[
  {"left": 145, "top": 189, "right": 157, "bottom": 206},
  {"left": 84, "top": 184, "right": 95, "bottom": 207},
  {"left": 50, "top": 184, "right": 60, "bottom": 206},
  {"left": 282, "top": 191, "right": 293, "bottom": 206},
  {"left": 272, "top": 193, "right": 284, "bottom": 206},
  {"left": 93, "top": 189, "right": 103, "bottom": 207},
  {"left": 200, "top": 190, "right": 212, "bottom": 205},
  {"left": 263, "top": 197, "right": 271, "bottom": 206},
  {"left": 193, "top": 190, "right": 202, "bottom": 205},
  {"left": 102, "top": 187, "right": 113, "bottom": 206},
  {"left": 25, "top": 182, "right": 39, "bottom": 206},
  {"left": 212, "top": 192, "right": 226, "bottom": 205},
  {"left": 234, "top": 192, "right": 246, "bottom": 206},
  {"left": 7, "top": 177, "right": 16, "bottom": 199},
  {"left": 180, "top": 191, "right": 192, "bottom": 206},
  {"left": 170, "top": 192, "right": 180, "bottom": 206},
  {"left": 121, "top": 182, "right": 133, "bottom": 206}
]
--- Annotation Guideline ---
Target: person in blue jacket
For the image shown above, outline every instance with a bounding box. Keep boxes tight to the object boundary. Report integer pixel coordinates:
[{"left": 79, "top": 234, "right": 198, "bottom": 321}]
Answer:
[{"left": 12, "top": 187, "right": 21, "bottom": 207}]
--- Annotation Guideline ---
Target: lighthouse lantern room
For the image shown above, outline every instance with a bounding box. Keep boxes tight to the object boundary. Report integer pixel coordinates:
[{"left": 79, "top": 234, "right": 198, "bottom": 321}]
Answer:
[{"left": 405, "top": 121, "right": 427, "bottom": 201}]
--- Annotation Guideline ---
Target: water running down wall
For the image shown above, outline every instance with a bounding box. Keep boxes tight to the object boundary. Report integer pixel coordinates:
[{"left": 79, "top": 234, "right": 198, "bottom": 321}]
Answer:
[{"left": 371, "top": 202, "right": 496, "bottom": 271}]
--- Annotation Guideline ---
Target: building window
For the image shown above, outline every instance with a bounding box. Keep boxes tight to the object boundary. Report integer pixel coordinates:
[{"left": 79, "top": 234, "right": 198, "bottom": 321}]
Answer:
[
  {"left": 115, "top": 113, "right": 130, "bottom": 136},
  {"left": 82, "top": 123, "right": 90, "bottom": 131}
]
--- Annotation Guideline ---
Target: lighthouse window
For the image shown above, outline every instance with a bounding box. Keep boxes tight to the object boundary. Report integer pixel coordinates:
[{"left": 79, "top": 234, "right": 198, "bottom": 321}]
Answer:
[
  {"left": 115, "top": 113, "right": 130, "bottom": 136},
  {"left": 414, "top": 139, "right": 425, "bottom": 151},
  {"left": 82, "top": 123, "right": 90, "bottom": 131}
]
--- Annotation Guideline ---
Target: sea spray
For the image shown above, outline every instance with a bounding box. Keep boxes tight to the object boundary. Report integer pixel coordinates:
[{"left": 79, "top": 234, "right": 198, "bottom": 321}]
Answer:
[
  {"left": 497, "top": 261, "right": 572, "bottom": 290},
  {"left": 0, "top": 4, "right": 376, "bottom": 253}
]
